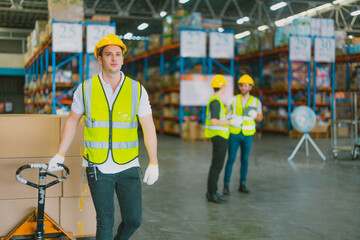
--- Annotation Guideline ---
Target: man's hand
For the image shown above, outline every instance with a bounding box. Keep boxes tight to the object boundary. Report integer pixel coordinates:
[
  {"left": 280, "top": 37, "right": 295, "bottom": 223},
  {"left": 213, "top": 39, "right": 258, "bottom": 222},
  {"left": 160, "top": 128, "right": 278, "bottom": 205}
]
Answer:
[
  {"left": 143, "top": 163, "right": 159, "bottom": 185},
  {"left": 48, "top": 153, "right": 65, "bottom": 172},
  {"left": 248, "top": 110, "right": 258, "bottom": 119},
  {"left": 230, "top": 117, "right": 243, "bottom": 128}
]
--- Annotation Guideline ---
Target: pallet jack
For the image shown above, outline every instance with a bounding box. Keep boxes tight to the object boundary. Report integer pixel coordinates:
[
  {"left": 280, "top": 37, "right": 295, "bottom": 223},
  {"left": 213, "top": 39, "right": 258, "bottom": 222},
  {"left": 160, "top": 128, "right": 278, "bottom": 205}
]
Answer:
[{"left": 1, "top": 163, "right": 75, "bottom": 240}]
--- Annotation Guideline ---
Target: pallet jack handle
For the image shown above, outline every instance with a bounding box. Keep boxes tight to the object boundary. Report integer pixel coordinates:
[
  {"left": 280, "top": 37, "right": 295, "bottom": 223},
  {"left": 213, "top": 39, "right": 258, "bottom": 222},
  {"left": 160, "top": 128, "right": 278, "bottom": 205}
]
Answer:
[{"left": 16, "top": 163, "right": 69, "bottom": 189}]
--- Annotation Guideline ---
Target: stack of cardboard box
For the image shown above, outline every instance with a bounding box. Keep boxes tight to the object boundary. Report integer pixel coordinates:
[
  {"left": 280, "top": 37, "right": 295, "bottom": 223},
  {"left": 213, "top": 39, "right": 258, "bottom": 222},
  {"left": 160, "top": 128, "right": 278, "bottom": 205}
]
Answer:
[{"left": 0, "top": 115, "right": 95, "bottom": 238}]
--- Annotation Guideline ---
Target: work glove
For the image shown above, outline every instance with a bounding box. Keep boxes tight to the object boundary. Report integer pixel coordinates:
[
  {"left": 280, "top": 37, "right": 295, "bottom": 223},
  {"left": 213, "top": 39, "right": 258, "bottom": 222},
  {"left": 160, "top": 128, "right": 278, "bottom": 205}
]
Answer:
[
  {"left": 248, "top": 110, "right": 258, "bottom": 119},
  {"left": 143, "top": 163, "right": 159, "bottom": 185},
  {"left": 230, "top": 117, "right": 243, "bottom": 128},
  {"left": 48, "top": 153, "right": 65, "bottom": 172}
]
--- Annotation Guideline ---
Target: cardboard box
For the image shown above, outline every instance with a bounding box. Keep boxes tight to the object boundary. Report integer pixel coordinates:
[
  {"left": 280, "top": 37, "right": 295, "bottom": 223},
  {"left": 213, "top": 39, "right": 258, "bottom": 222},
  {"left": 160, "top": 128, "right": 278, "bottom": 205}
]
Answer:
[
  {"left": 0, "top": 197, "right": 59, "bottom": 236},
  {"left": 0, "top": 115, "right": 60, "bottom": 158},
  {"left": 0, "top": 158, "right": 62, "bottom": 200},
  {"left": 62, "top": 156, "right": 89, "bottom": 197},
  {"left": 60, "top": 116, "right": 84, "bottom": 157},
  {"left": 60, "top": 196, "right": 96, "bottom": 237},
  {"left": 337, "top": 125, "right": 349, "bottom": 137},
  {"left": 48, "top": 0, "right": 84, "bottom": 22}
]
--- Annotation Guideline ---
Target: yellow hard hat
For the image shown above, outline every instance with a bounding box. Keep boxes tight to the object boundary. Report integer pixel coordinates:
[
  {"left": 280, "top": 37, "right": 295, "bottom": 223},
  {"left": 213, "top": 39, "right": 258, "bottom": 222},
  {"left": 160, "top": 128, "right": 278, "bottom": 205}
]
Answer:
[
  {"left": 210, "top": 74, "right": 228, "bottom": 88},
  {"left": 238, "top": 74, "right": 254, "bottom": 86},
  {"left": 94, "top": 34, "right": 127, "bottom": 57}
]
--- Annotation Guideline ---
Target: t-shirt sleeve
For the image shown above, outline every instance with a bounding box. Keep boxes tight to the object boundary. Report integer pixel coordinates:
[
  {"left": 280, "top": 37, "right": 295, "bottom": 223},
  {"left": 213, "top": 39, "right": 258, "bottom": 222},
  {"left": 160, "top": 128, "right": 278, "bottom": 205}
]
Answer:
[
  {"left": 71, "top": 83, "right": 85, "bottom": 115},
  {"left": 210, "top": 100, "right": 220, "bottom": 119},
  {"left": 137, "top": 85, "right": 152, "bottom": 117},
  {"left": 257, "top": 99, "right": 262, "bottom": 113}
]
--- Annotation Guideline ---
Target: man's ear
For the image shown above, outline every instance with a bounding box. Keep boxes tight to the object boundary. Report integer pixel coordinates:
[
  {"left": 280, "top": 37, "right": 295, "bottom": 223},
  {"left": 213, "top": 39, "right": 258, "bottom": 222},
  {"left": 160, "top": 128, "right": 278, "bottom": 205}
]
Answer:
[{"left": 98, "top": 56, "right": 102, "bottom": 65}]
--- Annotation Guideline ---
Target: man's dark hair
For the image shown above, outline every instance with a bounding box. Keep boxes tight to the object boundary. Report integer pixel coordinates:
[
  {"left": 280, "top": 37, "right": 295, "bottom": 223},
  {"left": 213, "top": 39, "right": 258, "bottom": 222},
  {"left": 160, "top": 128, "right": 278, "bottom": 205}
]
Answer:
[
  {"left": 213, "top": 87, "right": 220, "bottom": 92},
  {"left": 98, "top": 46, "right": 105, "bottom": 57}
]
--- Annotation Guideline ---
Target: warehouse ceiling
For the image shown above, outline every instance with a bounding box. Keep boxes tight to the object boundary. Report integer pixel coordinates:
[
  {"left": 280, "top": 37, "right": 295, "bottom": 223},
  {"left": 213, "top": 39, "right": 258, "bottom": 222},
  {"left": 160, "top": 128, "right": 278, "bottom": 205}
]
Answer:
[{"left": 0, "top": 0, "right": 360, "bottom": 52}]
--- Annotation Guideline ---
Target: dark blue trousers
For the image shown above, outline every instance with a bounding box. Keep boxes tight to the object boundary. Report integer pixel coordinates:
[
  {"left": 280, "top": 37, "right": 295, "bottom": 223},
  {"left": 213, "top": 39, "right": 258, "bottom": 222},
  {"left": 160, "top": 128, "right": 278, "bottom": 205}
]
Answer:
[
  {"left": 87, "top": 166, "right": 142, "bottom": 240},
  {"left": 224, "top": 132, "right": 253, "bottom": 184}
]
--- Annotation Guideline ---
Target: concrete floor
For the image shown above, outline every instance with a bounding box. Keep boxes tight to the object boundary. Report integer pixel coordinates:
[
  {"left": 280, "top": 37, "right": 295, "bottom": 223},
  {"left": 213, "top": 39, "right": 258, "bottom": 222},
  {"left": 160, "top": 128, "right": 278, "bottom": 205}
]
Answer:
[{"left": 111, "top": 134, "right": 360, "bottom": 240}]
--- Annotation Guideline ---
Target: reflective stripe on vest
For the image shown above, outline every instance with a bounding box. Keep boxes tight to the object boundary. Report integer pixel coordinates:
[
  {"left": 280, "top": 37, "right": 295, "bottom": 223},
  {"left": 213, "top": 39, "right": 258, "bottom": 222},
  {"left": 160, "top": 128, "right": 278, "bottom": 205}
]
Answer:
[
  {"left": 204, "top": 95, "right": 230, "bottom": 139},
  {"left": 83, "top": 75, "right": 141, "bottom": 165},
  {"left": 229, "top": 95, "right": 258, "bottom": 136}
]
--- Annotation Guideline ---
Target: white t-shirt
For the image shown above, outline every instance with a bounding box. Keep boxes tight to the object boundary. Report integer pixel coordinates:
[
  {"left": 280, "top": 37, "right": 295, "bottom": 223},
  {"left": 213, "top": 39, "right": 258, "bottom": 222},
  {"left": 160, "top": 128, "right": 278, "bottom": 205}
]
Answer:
[{"left": 71, "top": 71, "right": 152, "bottom": 174}]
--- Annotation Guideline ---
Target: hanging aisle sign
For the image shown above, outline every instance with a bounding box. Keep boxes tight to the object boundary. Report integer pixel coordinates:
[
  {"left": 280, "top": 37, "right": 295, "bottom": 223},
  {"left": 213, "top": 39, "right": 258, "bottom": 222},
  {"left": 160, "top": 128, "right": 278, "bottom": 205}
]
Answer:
[
  {"left": 52, "top": 22, "right": 83, "bottom": 53},
  {"left": 180, "top": 29, "right": 206, "bottom": 58},
  {"left": 86, "top": 24, "right": 116, "bottom": 53},
  {"left": 289, "top": 35, "right": 311, "bottom": 62},
  {"left": 209, "top": 31, "right": 234, "bottom": 59},
  {"left": 314, "top": 37, "right": 335, "bottom": 63}
]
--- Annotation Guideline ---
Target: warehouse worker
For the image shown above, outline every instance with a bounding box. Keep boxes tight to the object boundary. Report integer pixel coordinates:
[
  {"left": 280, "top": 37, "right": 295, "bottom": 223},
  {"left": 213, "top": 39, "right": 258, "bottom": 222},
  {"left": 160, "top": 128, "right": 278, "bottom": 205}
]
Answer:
[
  {"left": 47, "top": 34, "right": 158, "bottom": 240},
  {"left": 223, "top": 74, "right": 263, "bottom": 195},
  {"left": 205, "top": 74, "right": 242, "bottom": 204}
]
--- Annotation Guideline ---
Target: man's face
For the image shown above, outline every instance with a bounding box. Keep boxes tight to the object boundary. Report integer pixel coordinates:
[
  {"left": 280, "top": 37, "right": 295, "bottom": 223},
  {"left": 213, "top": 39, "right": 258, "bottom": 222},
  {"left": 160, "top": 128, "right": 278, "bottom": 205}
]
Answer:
[
  {"left": 238, "top": 83, "right": 252, "bottom": 95},
  {"left": 98, "top": 45, "right": 124, "bottom": 74}
]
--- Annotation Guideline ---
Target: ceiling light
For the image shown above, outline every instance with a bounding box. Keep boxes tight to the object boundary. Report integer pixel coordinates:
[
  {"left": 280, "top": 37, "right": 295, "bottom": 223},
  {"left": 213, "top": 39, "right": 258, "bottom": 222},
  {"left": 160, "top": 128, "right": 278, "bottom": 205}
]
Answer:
[
  {"left": 236, "top": 19, "right": 244, "bottom": 24},
  {"left": 218, "top": 27, "right": 224, "bottom": 32},
  {"left": 348, "top": 35, "right": 353, "bottom": 38},
  {"left": 137, "top": 23, "right": 149, "bottom": 30},
  {"left": 258, "top": 25, "right": 269, "bottom": 31},
  {"left": 160, "top": 11, "right": 167, "bottom": 17},
  {"left": 275, "top": 19, "right": 290, "bottom": 27},
  {"left": 235, "top": 31, "right": 251, "bottom": 39},
  {"left": 270, "top": 2, "right": 287, "bottom": 11},
  {"left": 236, "top": 17, "right": 249, "bottom": 25},
  {"left": 124, "top": 32, "right": 133, "bottom": 40},
  {"left": 179, "top": 0, "right": 190, "bottom": 4},
  {"left": 315, "top": 3, "right": 332, "bottom": 11},
  {"left": 350, "top": 9, "right": 360, "bottom": 16}
]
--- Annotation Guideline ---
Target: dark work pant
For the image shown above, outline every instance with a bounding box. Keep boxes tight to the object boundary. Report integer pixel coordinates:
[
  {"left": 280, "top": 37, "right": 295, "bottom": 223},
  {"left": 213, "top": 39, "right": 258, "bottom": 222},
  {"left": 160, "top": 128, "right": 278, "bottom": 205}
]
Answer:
[
  {"left": 207, "top": 136, "right": 229, "bottom": 195},
  {"left": 87, "top": 166, "right": 142, "bottom": 240},
  {"left": 224, "top": 132, "right": 253, "bottom": 184}
]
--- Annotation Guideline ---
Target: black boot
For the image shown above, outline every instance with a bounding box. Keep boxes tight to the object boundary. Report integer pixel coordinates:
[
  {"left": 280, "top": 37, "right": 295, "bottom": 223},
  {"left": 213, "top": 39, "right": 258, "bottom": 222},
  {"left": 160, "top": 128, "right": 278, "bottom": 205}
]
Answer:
[
  {"left": 223, "top": 182, "right": 231, "bottom": 196},
  {"left": 206, "top": 192, "right": 226, "bottom": 203},
  {"left": 238, "top": 182, "right": 250, "bottom": 194}
]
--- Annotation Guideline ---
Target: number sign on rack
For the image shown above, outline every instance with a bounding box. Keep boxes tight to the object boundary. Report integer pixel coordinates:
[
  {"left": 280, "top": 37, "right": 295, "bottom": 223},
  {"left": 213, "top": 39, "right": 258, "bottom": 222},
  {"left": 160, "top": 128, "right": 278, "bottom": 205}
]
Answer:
[
  {"left": 289, "top": 36, "right": 311, "bottom": 62},
  {"left": 314, "top": 37, "right": 335, "bottom": 63},
  {"left": 52, "top": 22, "right": 83, "bottom": 53},
  {"left": 209, "top": 31, "right": 234, "bottom": 59},
  {"left": 86, "top": 24, "right": 116, "bottom": 53},
  {"left": 180, "top": 29, "right": 206, "bottom": 58}
]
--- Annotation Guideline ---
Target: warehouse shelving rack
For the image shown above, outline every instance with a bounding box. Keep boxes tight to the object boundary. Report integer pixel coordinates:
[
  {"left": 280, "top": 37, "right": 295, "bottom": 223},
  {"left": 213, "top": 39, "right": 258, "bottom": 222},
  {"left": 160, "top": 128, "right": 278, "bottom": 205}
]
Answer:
[
  {"left": 124, "top": 28, "right": 211, "bottom": 136},
  {"left": 24, "top": 20, "right": 83, "bottom": 114},
  {"left": 124, "top": 41, "right": 183, "bottom": 135},
  {"left": 236, "top": 36, "right": 339, "bottom": 134},
  {"left": 24, "top": 39, "right": 53, "bottom": 114}
]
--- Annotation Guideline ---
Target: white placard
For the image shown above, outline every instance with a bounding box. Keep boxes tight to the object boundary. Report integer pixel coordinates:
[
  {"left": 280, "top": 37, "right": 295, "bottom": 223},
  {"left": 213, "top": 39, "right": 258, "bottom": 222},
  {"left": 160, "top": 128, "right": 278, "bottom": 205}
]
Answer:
[
  {"left": 289, "top": 36, "right": 311, "bottom": 62},
  {"left": 314, "top": 38, "right": 335, "bottom": 63},
  {"left": 52, "top": 22, "right": 83, "bottom": 53},
  {"left": 86, "top": 24, "right": 116, "bottom": 53},
  {"left": 180, "top": 74, "right": 234, "bottom": 106},
  {"left": 209, "top": 32, "right": 234, "bottom": 59},
  {"left": 180, "top": 30, "right": 206, "bottom": 58}
]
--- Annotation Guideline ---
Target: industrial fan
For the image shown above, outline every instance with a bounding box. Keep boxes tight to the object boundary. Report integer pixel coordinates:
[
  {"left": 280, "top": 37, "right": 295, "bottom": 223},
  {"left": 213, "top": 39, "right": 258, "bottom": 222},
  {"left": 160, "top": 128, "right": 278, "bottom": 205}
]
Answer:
[{"left": 287, "top": 106, "right": 326, "bottom": 161}]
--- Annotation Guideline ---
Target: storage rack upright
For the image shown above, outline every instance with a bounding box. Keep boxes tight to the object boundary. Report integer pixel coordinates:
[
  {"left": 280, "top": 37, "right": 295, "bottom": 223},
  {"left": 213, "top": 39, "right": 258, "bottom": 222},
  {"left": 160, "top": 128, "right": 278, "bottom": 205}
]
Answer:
[{"left": 51, "top": 20, "right": 83, "bottom": 114}]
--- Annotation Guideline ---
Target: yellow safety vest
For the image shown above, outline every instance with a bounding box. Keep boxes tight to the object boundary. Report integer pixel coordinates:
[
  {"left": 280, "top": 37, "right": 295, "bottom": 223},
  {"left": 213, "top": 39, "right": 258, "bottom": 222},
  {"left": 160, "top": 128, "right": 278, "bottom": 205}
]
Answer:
[
  {"left": 83, "top": 75, "right": 141, "bottom": 165},
  {"left": 229, "top": 95, "right": 258, "bottom": 136},
  {"left": 204, "top": 95, "right": 230, "bottom": 139}
]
